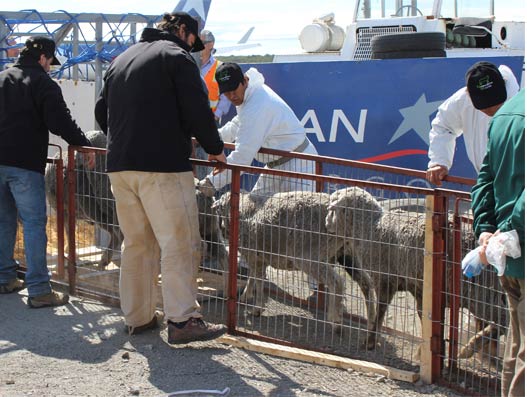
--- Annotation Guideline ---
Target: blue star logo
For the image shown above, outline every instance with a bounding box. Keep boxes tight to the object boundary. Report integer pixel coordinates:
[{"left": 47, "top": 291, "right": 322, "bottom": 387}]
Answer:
[{"left": 389, "top": 94, "right": 444, "bottom": 145}]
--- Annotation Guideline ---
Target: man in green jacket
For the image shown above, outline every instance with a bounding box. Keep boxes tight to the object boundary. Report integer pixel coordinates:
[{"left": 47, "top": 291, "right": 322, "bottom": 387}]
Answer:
[{"left": 472, "top": 89, "right": 524, "bottom": 397}]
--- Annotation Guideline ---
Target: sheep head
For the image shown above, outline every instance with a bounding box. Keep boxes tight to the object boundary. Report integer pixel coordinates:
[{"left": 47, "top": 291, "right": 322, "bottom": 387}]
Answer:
[
  {"left": 74, "top": 130, "right": 106, "bottom": 172},
  {"left": 325, "top": 187, "right": 383, "bottom": 235}
]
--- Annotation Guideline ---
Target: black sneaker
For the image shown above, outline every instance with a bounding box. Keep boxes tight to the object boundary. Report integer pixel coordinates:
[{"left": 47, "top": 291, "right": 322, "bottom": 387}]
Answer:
[{"left": 167, "top": 318, "right": 227, "bottom": 344}]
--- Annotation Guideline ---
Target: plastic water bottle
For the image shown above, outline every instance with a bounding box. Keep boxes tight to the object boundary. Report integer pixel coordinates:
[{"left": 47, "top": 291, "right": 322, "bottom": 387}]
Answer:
[{"left": 461, "top": 248, "right": 483, "bottom": 278}]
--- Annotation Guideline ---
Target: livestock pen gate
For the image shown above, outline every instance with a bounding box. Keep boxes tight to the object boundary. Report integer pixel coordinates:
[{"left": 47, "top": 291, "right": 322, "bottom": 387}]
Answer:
[{"left": 13, "top": 143, "right": 508, "bottom": 396}]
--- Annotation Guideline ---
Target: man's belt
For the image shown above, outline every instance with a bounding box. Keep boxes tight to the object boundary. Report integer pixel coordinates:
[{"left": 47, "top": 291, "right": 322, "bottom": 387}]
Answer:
[{"left": 267, "top": 138, "right": 310, "bottom": 169}]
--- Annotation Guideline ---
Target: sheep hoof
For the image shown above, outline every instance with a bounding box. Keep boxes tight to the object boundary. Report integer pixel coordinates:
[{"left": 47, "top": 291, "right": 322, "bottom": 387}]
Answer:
[
  {"left": 98, "top": 261, "right": 109, "bottom": 270},
  {"left": 246, "top": 308, "right": 262, "bottom": 317},
  {"left": 366, "top": 335, "right": 377, "bottom": 350},
  {"left": 457, "top": 346, "right": 473, "bottom": 359}
]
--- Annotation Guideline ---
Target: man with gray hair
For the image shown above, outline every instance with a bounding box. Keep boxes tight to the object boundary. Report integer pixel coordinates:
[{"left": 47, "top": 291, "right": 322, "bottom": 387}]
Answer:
[{"left": 200, "top": 30, "right": 231, "bottom": 124}]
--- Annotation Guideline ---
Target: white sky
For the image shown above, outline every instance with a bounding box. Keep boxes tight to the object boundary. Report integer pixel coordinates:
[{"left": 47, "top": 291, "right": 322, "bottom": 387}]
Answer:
[{"left": 0, "top": 0, "right": 524, "bottom": 54}]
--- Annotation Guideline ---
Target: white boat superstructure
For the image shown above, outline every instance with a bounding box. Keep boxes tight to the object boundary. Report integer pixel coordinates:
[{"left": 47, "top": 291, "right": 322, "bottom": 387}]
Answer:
[{"left": 274, "top": 0, "right": 525, "bottom": 63}]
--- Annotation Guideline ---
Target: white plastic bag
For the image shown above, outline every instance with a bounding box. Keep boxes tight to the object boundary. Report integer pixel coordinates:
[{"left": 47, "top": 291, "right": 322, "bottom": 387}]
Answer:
[
  {"left": 485, "top": 230, "right": 522, "bottom": 276},
  {"left": 461, "top": 247, "right": 483, "bottom": 278}
]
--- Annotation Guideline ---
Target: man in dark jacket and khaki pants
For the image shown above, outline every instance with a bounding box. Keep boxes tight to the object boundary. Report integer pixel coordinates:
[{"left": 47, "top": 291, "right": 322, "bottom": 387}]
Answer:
[{"left": 95, "top": 12, "right": 227, "bottom": 344}]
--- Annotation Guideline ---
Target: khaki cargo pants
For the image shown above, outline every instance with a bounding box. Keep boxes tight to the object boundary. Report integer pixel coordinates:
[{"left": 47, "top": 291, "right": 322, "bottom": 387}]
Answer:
[
  {"left": 109, "top": 171, "right": 202, "bottom": 327},
  {"left": 500, "top": 276, "right": 525, "bottom": 397}
]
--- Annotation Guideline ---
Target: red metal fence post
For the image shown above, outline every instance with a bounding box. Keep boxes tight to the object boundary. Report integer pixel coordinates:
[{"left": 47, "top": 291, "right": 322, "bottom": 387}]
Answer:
[
  {"left": 55, "top": 157, "right": 65, "bottom": 280},
  {"left": 227, "top": 169, "right": 241, "bottom": 334},
  {"left": 67, "top": 147, "right": 77, "bottom": 295}
]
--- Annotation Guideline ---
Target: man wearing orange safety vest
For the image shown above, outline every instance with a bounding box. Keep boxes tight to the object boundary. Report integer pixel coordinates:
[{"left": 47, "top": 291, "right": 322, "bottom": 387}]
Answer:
[{"left": 200, "top": 30, "right": 231, "bottom": 125}]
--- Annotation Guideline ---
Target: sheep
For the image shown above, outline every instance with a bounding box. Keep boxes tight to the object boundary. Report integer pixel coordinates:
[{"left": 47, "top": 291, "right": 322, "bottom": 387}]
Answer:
[
  {"left": 325, "top": 186, "right": 507, "bottom": 358},
  {"left": 45, "top": 130, "right": 123, "bottom": 269},
  {"left": 213, "top": 190, "right": 377, "bottom": 330},
  {"left": 194, "top": 183, "right": 230, "bottom": 291}
]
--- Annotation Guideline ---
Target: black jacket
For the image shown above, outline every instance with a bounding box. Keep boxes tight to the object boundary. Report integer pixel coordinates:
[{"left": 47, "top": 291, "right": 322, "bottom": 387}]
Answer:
[
  {"left": 0, "top": 57, "right": 91, "bottom": 174},
  {"left": 94, "top": 28, "right": 224, "bottom": 173}
]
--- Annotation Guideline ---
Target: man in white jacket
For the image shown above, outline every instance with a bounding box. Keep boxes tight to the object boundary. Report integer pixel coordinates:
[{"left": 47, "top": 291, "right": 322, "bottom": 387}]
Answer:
[
  {"left": 199, "top": 62, "right": 317, "bottom": 197},
  {"left": 426, "top": 61, "right": 519, "bottom": 186}
]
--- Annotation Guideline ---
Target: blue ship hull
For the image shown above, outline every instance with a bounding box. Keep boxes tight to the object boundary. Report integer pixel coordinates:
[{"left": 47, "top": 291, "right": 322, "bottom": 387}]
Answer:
[{"left": 233, "top": 56, "right": 524, "bottom": 181}]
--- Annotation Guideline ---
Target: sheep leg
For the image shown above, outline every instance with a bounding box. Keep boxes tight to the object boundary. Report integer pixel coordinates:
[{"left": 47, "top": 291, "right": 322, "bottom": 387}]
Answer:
[
  {"left": 339, "top": 254, "right": 377, "bottom": 343},
  {"left": 458, "top": 323, "right": 500, "bottom": 360},
  {"left": 308, "top": 259, "right": 345, "bottom": 330},
  {"left": 239, "top": 254, "right": 257, "bottom": 304},
  {"left": 355, "top": 269, "right": 377, "bottom": 338},
  {"left": 367, "top": 279, "right": 395, "bottom": 350},
  {"left": 97, "top": 224, "right": 122, "bottom": 269},
  {"left": 250, "top": 260, "right": 267, "bottom": 317},
  {"left": 324, "top": 268, "right": 345, "bottom": 333}
]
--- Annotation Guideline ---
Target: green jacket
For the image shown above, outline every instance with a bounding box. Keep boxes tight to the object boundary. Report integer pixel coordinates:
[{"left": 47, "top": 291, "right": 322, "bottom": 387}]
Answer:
[{"left": 472, "top": 89, "right": 525, "bottom": 279}]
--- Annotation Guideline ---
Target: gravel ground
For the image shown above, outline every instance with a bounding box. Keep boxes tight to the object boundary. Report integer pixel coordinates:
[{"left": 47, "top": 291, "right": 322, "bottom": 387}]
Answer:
[{"left": 0, "top": 289, "right": 466, "bottom": 397}]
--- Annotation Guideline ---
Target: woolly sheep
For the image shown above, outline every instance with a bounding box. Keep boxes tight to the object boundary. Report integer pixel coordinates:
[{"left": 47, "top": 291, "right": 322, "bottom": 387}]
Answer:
[
  {"left": 45, "top": 133, "right": 229, "bottom": 273},
  {"left": 325, "top": 186, "right": 507, "bottom": 355},
  {"left": 213, "top": 190, "right": 377, "bottom": 329},
  {"left": 195, "top": 183, "right": 230, "bottom": 290},
  {"left": 45, "top": 130, "right": 123, "bottom": 268}
]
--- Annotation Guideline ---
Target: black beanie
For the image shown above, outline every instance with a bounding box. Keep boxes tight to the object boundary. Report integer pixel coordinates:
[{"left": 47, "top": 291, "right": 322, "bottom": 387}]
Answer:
[{"left": 466, "top": 61, "right": 506, "bottom": 110}]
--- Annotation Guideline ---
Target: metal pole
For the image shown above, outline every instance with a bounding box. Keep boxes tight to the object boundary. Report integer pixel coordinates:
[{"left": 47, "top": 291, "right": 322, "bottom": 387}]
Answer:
[
  {"left": 0, "top": 23, "right": 8, "bottom": 69},
  {"left": 95, "top": 20, "right": 103, "bottom": 101},
  {"left": 363, "top": 0, "right": 371, "bottom": 19},
  {"left": 432, "top": 0, "right": 443, "bottom": 18},
  {"left": 72, "top": 25, "right": 79, "bottom": 80}
]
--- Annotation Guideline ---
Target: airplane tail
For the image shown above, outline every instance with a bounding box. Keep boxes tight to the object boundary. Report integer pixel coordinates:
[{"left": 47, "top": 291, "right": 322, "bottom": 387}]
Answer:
[
  {"left": 237, "top": 27, "right": 254, "bottom": 44},
  {"left": 172, "top": 0, "right": 212, "bottom": 31}
]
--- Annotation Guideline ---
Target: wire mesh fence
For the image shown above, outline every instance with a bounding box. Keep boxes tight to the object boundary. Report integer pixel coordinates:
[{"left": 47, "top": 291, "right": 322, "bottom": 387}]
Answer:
[
  {"left": 11, "top": 141, "right": 508, "bottom": 396},
  {"left": 438, "top": 196, "right": 507, "bottom": 395}
]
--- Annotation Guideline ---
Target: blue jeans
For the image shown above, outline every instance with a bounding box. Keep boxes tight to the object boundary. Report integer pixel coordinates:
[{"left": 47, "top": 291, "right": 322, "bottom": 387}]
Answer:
[{"left": 0, "top": 165, "right": 51, "bottom": 297}]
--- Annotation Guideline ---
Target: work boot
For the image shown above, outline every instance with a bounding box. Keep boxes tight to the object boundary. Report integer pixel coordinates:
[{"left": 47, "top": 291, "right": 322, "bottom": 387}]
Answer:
[
  {"left": 0, "top": 278, "right": 24, "bottom": 294},
  {"left": 28, "top": 290, "right": 69, "bottom": 308},
  {"left": 167, "top": 317, "right": 227, "bottom": 344},
  {"left": 125, "top": 311, "right": 164, "bottom": 335}
]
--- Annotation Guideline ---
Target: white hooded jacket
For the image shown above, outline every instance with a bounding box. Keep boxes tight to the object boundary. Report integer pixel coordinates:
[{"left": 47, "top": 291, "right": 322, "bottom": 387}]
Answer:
[
  {"left": 208, "top": 67, "right": 316, "bottom": 192},
  {"left": 427, "top": 64, "right": 519, "bottom": 172}
]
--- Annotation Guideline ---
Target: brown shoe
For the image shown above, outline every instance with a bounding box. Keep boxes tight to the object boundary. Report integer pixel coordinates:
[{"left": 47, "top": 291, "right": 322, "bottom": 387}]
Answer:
[
  {"left": 0, "top": 278, "right": 24, "bottom": 294},
  {"left": 167, "top": 318, "right": 227, "bottom": 344},
  {"left": 28, "top": 290, "right": 69, "bottom": 308},
  {"left": 125, "top": 311, "right": 164, "bottom": 335}
]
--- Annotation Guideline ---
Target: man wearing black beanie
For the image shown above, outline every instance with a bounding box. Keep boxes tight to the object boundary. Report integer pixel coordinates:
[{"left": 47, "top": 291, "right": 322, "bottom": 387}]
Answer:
[{"left": 426, "top": 61, "right": 519, "bottom": 186}]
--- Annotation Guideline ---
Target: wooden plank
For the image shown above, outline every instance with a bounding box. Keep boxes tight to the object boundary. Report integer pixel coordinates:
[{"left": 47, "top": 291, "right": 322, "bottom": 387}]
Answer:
[
  {"left": 219, "top": 335, "right": 419, "bottom": 383},
  {"left": 420, "top": 195, "right": 434, "bottom": 383}
]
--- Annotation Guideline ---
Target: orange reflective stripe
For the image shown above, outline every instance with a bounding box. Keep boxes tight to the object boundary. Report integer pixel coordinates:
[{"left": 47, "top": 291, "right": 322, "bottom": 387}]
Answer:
[{"left": 204, "top": 59, "right": 221, "bottom": 112}]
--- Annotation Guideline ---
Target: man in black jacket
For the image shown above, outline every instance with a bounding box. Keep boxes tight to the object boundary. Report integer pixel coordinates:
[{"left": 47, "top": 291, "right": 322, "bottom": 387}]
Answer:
[
  {"left": 95, "top": 12, "right": 227, "bottom": 344},
  {"left": 0, "top": 36, "right": 94, "bottom": 307}
]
